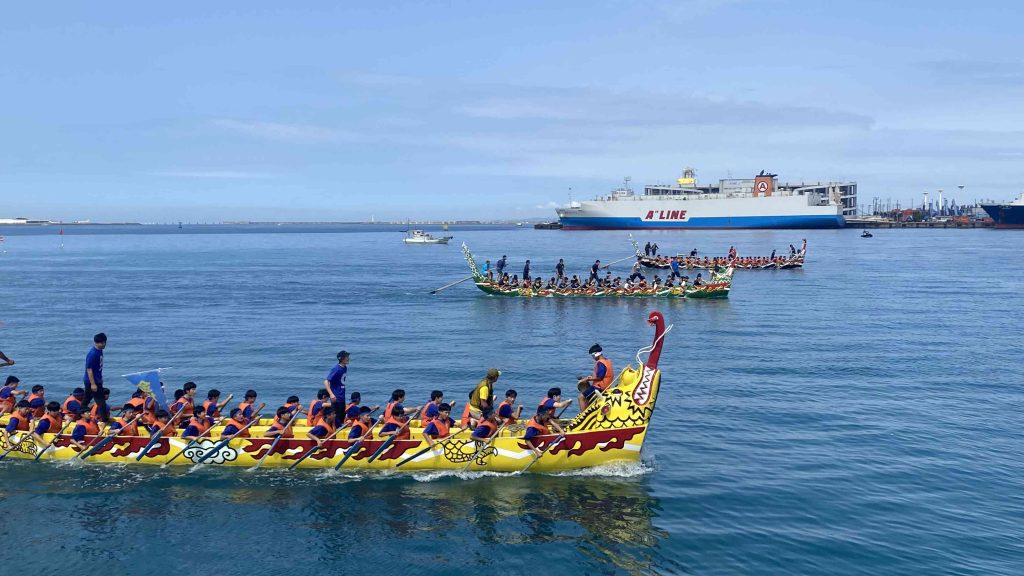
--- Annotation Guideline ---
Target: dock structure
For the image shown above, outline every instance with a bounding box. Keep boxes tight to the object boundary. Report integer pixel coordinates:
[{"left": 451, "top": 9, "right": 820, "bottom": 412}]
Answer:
[{"left": 843, "top": 218, "right": 992, "bottom": 229}]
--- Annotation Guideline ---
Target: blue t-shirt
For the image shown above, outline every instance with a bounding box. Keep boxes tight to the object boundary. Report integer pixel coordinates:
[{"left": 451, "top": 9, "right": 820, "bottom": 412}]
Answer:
[
  {"left": 71, "top": 424, "right": 88, "bottom": 442},
  {"left": 84, "top": 347, "right": 103, "bottom": 385},
  {"left": 472, "top": 424, "right": 492, "bottom": 438},
  {"left": 64, "top": 399, "right": 81, "bottom": 414},
  {"left": 525, "top": 426, "right": 542, "bottom": 440},
  {"left": 424, "top": 404, "right": 439, "bottom": 420},
  {"left": 326, "top": 364, "right": 347, "bottom": 399},
  {"left": 202, "top": 401, "right": 217, "bottom": 417},
  {"left": 309, "top": 400, "right": 324, "bottom": 421},
  {"left": 380, "top": 422, "right": 400, "bottom": 435},
  {"left": 541, "top": 398, "right": 556, "bottom": 410},
  {"left": 309, "top": 424, "right": 330, "bottom": 438},
  {"left": 595, "top": 362, "right": 608, "bottom": 381},
  {"left": 347, "top": 419, "right": 375, "bottom": 439},
  {"left": 423, "top": 421, "right": 439, "bottom": 437},
  {"left": 241, "top": 404, "right": 254, "bottom": 420},
  {"left": 222, "top": 423, "right": 241, "bottom": 436},
  {"left": 498, "top": 403, "right": 513, "bottom": 419},
  {"left": 0, "top": 386, "right": 14, "bottom": 400},
  {"left": 182, "top": 425, "right": 201, "bottom": 437}
]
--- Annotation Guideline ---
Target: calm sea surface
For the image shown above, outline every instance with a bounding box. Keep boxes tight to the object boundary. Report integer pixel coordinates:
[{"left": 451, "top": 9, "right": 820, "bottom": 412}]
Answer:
[{"left": 0, "top": 224, "right": 1021, "bottom": 575}]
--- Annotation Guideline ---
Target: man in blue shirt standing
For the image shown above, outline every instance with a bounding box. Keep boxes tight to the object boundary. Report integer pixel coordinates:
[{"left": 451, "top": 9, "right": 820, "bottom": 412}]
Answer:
[
  {"left": 83, "top": 333, "right": 107, "bottom": 410},
  {"left": 324, "top": 351, "right": 349, "bottom": 425},
  {"left": 495, "top": 255, "right": 507, "bottom": 278}
]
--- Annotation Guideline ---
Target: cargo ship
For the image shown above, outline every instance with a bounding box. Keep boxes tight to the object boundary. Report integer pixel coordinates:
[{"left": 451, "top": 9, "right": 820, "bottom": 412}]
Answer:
[
  {"left": 979, "top": 193, "right": 1024, "bottom": 228},
  {"left": 556, "top": 169, "right": 855, "bottom": 229}
]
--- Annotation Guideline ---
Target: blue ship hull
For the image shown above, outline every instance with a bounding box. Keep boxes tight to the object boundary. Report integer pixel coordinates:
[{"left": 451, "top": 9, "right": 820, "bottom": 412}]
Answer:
[
  {"left": 980, "top": 204, "right": 1024, "bottom": 228},
  {"left": 559, "top": 214, "right": 845, "bottom": 230}
]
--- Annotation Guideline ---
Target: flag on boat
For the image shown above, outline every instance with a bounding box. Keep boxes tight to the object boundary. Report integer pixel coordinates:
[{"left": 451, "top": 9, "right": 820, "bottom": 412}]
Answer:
[{"left": 124, "top": 369, "right": 168, "bottom": 411}]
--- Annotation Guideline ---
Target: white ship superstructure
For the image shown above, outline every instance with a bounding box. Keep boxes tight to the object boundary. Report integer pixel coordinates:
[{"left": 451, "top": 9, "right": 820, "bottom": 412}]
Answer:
[{"left": 557, "top": 170, "right": 854, "bottom": 229}]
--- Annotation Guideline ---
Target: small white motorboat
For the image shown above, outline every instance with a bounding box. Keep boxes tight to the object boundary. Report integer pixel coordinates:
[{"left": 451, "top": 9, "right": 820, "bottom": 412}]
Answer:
[{"left": 403, "top": 229, "right": 453, "bottom": 244}]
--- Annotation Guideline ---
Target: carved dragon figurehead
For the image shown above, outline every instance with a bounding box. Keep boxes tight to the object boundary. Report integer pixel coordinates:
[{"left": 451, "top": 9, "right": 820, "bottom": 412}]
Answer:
[{"left": 566, "top": 310, "right": 668, "bottom": 432}]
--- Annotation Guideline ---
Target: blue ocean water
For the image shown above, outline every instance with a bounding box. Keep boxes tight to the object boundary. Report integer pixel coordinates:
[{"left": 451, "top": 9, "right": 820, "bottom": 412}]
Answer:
[{"left": 0, "top": 224, "right": 1021, "bottom": 575}]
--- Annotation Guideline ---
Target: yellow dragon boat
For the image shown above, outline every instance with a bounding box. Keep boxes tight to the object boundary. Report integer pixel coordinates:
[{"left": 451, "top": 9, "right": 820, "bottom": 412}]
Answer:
[{"left": 0, "top": 311, "right": 669, "bottom": 473}]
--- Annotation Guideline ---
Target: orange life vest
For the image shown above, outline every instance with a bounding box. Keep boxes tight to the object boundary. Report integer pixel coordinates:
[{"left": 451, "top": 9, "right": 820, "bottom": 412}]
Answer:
[
  {"left": 460, "top": 403, "right": 472, "bottom": 427},
  {"left": 6, "top": 413, "right": 30, "bottom": 431},
  {"left": 38, "top": 413, "right": 63, "bottom": 436},
  {"left": 384, "top": 401, "right": 399, "bottom": 420},
  {"left": 114, "top": 417, "right": 139, "bottom": 437},
  {"left": 306, "top": 399, "right": 324, "bottom": 426},
  {"left": 474, "top": 419, "right": 498, "bottom": 439},
  {"left": 151, "top": 421, "right": 176, "bottom": 437},
  {"left": 222, "top": 418, "right": 249, "bottom": 438},
  {"left": 90, "top": 403, "right": 110, "bottom": 421},
  {"left": 266, "top": 417, "right": 293, "bottom": 439},
  {"left": 62, "top": 395, "right": 82, "bottom": 416},
  {"left": 592, "top": 357, "right": 614, "bottom": 390},
  {"left": 283, "top": 402, "right": 300, "bottom": 416},
  {"left": 343, "top": 401, "right": 358, "bottom": 425},
  {"left": 128, "top": 397, "right": 145, "bottom": 411},
  {"left": 427, "top": 417, "right": 450, "bottom": 438},
  {"left": 26, "top": 393, "right": 45, "bottom": 418},
  {"left": 311, "top": 419, "right": 336, "bottom": 439},
  {"left": 383, "top": 416, "right": 410, "bottom": 440},
  {"left": 76, "top": 418, "right": 100, "bottom": 438},
  {"left": 186, "top": 416, "right": 209, "bottom": 437},
  {"left": 237, "top": 401, "right": 254, "bottom": 421},
  {"left": 419, "top": 403, "right": 436, "bottom": 424},
  {"left": 526, "top": 417, "right": 549, "bottom": 436},
  {"left": 349, "top": 419, "right": 373, "bottom": 440},
  {"left": 201, "top": 399, "right": 221, "bottom": 419},
  {"left": 498, "top": 399, "right": 517, "bottom": 425}
]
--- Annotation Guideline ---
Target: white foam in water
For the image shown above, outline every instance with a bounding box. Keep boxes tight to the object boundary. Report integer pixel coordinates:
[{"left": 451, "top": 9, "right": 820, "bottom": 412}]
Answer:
[{"left": 550, "top": 459, "right": 656, "bottom": 478}]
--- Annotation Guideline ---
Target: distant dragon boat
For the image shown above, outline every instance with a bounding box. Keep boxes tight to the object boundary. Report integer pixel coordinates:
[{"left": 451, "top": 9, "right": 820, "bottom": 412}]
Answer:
[
  {"left": 0, "top": 312, "right": 669, "bottom": 473},
  {"left": 632, "top": 238, "right": 806, "bottom": 270},
  {"left": 462, "top": 244, "right": 732, "bottom": 299}
]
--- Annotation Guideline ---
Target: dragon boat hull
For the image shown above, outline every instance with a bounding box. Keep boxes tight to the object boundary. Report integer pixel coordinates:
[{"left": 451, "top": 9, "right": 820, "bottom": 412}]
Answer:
[
  {"left": 462, "top": 243, "right": 731, "bottom": 299},
  {"left": 0, "top": 313, "right": 669, "bottom": 473}
]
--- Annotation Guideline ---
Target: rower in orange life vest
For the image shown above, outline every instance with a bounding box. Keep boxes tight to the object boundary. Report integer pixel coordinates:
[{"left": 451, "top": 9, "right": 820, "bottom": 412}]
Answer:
[
  {"left": 90, "top": 387, "right": 112, "bottom": 423},
  {"left": 470, "top": 407, "right": 499, "bottom": 443},
  {"left": 420, "top": 390, "right": 454, "bottom": 425},
  {"left": 109, "top": 404, "right": 140, "bottom": 437},
  {"left": 497, "top": 389, "right": 522, "bottom": 425},
  {"left": 26, "top": 384, "right": 46, "bottom": 418},
  {"left": 281, "top": 395, "right": 305, "bottom": 419},
  {"left": 306, "top": 407, "right": 337, "bottom": 446},
  {"left": 147, "top": 410, "right": 175, "bottom": 438},
  {"left": 126, "top": 388, "right": 149, "bottom": 424},
  {"left": 538, "top": 387, "right": 571, "bottom": 416},
  {"left": 384, "top": 389, "right": 421, "bottom": 424},
  {"left": 181, "top": 410, "right": 212, "bottom": 441},
  {"left": 422, "top": 403, "right": 455, "bottom": 447},
  {"left": 221, "top": 408, "right": 251, "bottom": 438},
  {"left": 69, "top": 409, "right": 101, "bottom": 451},
  {"left": 237, "top": 389, "right": 259, "bottom": 422},
  {"left": 524, "top": 406, "right": 564, "bottom": 457},
  {"left": 32, "top": 401, "right": 64, "bottom": 446},
  {"left": 264, "top": 407, "right": 294, "bottom": 438},
  {"left": 347, "top": 406, "right": 377, "bottom": 440},
  {"left": 307, "top": 389, "right": 331, "bottom": 427},
  {"left": 61, "top": 388, "right": 86, "bottom": 421},
  {"left": 578, "top": 344, "right": 614, "bottom": 411},
  {"left": 170, "top": 381, "right": 198, "bottom": 423},
  {"left": 379, "top": 406, "right": 411, "bottom": 440},
  {"left": 0, "top": 375, "right": 26, "bottom": 414},
  {"left": 5, "top": 400, "right": 33, "bottom": 434},
  {"left": 200, "top": 389, "right": 233, "bottom": 419}
]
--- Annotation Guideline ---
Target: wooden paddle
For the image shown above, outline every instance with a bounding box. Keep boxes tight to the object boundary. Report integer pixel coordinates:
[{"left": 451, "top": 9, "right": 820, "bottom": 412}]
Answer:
[
  {"left": 135, "top": 405, "right": 188, "bottom": 461},
  {"left": 162, "top": 417, "right": 225, "bottom": 467},
  {"left": 288, "top": 421, "right": 350, "bottom": 470},
  {"left": 521, "top": 433, "right": 566, "bottom": 473},
  {"left": 32, "top": 419, "right": 73, "bottom": 462},
  {"left": 395, "top": 426, "right": 469, "bottom": 468},
  {"left": 600, "top": 254, "right": 637, "bottom": 269},
  {"left": 430, "top": 275, "right": 475, "bottom": 294},
  {"left": 334, "top": 410, "right": 383, "bottom": 471},
  {"left": 81, "top": 413, "right": 145, "bottom": 460},
  {"left": 249, "top": 411, "right": 300, "bottom": 471},
  {"left": 461, "top": 421, "right": 509, "bottom": 472},
  {"left": 193, "top": 404, "right": 266, "bottom": 466}
]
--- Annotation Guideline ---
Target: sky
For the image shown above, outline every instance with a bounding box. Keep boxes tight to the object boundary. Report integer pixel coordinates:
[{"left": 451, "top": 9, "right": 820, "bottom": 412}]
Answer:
[{"left": 2, "top": 1, "right": 1023, "bottom": 222}]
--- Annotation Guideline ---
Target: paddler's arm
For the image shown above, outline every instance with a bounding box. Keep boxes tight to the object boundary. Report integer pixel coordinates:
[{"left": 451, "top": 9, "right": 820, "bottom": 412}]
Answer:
[
  {"left": 216, "top": 394, "right": 234, "bottom": 412},
  {"left": 0, "top": 350, "right": 13, "bottom": 366},
  {"left": 86, "top": 368, "right": 98, "bottom": 392},
  {"left": 32, "top": 420, "right": 51, "bottom": 445},
  {"left": 323, "top": 379, "right": 335, "bottom": 402},
  {"left": 549, "top": 420, "right": 565, "bottom": 435}
]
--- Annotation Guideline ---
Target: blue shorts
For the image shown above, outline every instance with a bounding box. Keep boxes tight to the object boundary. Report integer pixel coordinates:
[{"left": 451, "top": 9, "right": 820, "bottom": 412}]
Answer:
[{"left": 581, "top": 385, "right": 598, "bottom": 401}]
